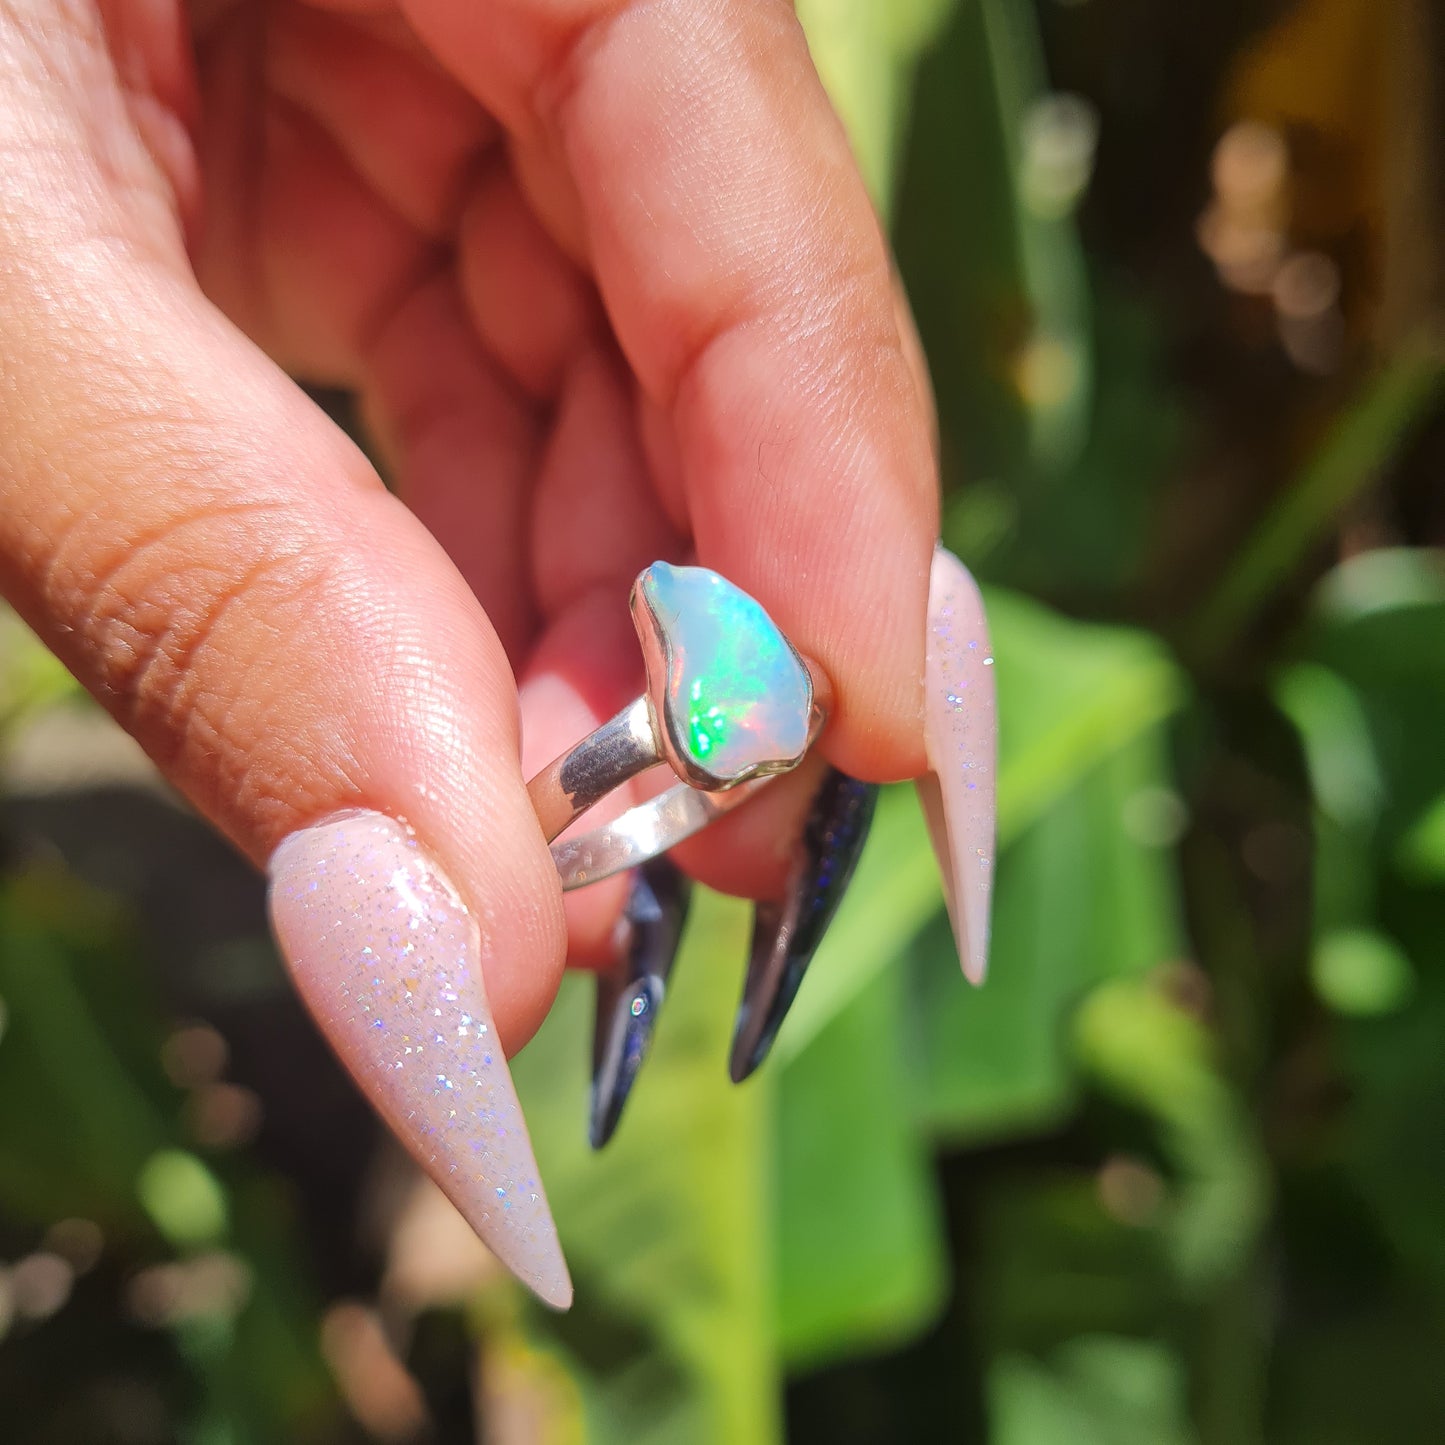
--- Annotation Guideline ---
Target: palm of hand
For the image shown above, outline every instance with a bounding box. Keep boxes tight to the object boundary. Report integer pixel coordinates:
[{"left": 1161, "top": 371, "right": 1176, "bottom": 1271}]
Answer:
[{"left": 187, "top": 0, "right": 682, "bottom": 664}]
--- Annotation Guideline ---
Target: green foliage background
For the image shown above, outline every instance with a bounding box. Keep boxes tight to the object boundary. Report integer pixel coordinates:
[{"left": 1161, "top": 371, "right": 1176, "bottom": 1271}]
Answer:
[{"left": 2, "top": 1, "right": 1443, "bottom": 1442}]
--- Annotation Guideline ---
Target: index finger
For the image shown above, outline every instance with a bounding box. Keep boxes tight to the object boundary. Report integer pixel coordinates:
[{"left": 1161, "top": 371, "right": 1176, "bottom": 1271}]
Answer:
[{"left": 399, "top": 0, "right": 937, "bottom": 780}]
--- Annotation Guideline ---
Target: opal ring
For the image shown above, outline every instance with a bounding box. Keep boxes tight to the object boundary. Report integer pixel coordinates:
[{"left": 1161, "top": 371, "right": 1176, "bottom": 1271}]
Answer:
[{"left": 527, "top": 561, "right": 829, "bottom": 890}]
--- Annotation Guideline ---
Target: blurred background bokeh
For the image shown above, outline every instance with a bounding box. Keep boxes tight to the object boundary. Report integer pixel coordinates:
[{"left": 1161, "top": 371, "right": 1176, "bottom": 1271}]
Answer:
[{"left": 2, "top": 0, "right": 1443, "bottom": 1440}]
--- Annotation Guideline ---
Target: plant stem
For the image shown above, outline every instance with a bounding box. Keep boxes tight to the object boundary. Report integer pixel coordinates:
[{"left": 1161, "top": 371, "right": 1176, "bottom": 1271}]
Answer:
[{"left": 1191, "top": 352, "right": 1444, "bottom": 660}]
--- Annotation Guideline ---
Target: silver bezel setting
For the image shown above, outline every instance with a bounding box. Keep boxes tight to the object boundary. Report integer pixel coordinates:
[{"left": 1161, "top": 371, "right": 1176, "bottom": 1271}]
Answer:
[
  {"left": 526, "top": 560, "right": 833, "bottom": 891},
  {"left": 629, "top": 566, "right": 818, "bottom": 794}
]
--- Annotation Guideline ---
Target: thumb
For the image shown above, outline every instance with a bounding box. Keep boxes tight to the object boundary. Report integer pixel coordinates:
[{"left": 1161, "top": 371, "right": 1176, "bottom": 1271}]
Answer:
[{"left": 0, "top": 11, "right": 570, "bottom": 1305}]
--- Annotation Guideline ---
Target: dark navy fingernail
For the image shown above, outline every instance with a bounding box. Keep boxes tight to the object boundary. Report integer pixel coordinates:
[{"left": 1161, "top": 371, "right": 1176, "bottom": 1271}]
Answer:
[
  {"left": 589, "top": 857, "right": 692, "bottom": 1148},
  {"left": 728, "top": 769, "right": 877, "bottom": 1083}
]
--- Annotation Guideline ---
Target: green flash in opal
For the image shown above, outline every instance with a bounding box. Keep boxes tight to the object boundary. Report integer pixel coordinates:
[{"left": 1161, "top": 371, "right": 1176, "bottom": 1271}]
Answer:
[
  {"left": 687, "top": 678, "right": 726, "bottom": 760},
  {"left": 636, "top": 562, "right": 812, "bottom": 786}
]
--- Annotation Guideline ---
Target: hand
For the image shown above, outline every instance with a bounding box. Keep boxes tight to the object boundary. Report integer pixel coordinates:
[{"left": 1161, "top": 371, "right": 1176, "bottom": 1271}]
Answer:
[{"left": 0, "top": 0, "right": 941, "bottom": 1304}]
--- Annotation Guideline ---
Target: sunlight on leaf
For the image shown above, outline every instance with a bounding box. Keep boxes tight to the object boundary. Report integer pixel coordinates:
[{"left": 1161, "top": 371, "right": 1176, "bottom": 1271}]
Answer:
[
  {"left": 138, "top": 1151, "right": 229, "bottom": 1249},
  {"left": 512, "top": 890, "right": 779, "bottom": 1445},
  {"left": 774, "top": 966, "right": 946, "bottom": 1369},
  {"left": 1312, "top": 929, "right": 1414, "bottom": 1017}
]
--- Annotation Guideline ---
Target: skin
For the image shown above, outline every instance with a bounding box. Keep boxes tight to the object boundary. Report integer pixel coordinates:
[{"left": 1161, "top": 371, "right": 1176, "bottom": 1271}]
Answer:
[{"left": 0, "top": 0, "right": 937, "bottom": 1053}]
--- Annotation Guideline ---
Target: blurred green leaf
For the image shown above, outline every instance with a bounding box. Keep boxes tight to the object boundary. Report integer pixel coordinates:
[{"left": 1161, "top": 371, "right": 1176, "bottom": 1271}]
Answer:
[
  {"left": 973, "top": 1170, "right": 1204, "bottom": 1444},
  {"left": 971, "top": 0, "right": 1092, "bottom": 477},
  {"left": 906, "top": 598, "right": 1184, "bottom": 1142},
  {"left": 1074, "top": 978, "right": 1268, "bottom": 1288},
  {"left": 991, "top": 591, "right": 1185, "bottom": 843},
  {"left": 989, "top": 1336, "right": 1196, "bottom": 1445},
  {"left": 1396, "top": 791, "right": 1445, "bottom": 882},
  {"left": 774, "top": 590, "right": 1185, "bottom": 1071},
  {"left": 774, "top": 964, "right": 946, "bottom": 1369},
  {"left": 1295, "top": 555, "right": 1445, "bottom": 847},
  {"left": 1339, "top": 965, "right": 1445, "bottom": 1294},
  {"left": 894, "top": 0, "right": 1183, "bottom": 595},
  {"left": 894, "top": 0, "right": 1094, "bottom": 494},
  {"left": 0, "top": 608, "right": 82, "bottom": 732},
  {"left": 797, "top": 0, "right": 959, "bottom": 214},
  {"left": 764, "top": 593, "right": 1187, "bottom": 1368},
  {"left": 1275, "top": 557, "right": 1445, "bottom": 956},
  {"left": 1275, "top": 663, "right": 1384, "bottom": 830},
  {"left": 1312, "top": 547, "right": 1445, "bottom": 619},
  {"left": 511, "top": 889, "right": 778, "bottom": 1445},
  {"left": 1276, "top": 659, "right": 1385, "bottom": 937},
  {"left": 1311, "top": 928, "right": 1413, "bottom": 1017},
  {"left": 976, "top": 1173, "right": 1174, "bottom": 1356},
  {"left": 1275, "top": 549, "right": 1445, "bottom": 1313},
  {"left": 138, "top": 1151, "right": 229, "bottom": 1250},
  {"left": 0, "top": 867, "right": 337, "bottom": 1444},
  {"left": 0, "top": 872, "right": 173, "bottom": 1222},
  {"left": 915, "top": 723, "right": 1184, "bottom": 1141}
]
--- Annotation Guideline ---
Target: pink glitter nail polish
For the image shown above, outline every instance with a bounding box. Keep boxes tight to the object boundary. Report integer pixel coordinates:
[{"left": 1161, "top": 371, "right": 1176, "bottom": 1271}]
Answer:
[
  {"left": 268, "top": 811, "right": 572, "bottom": 1309},
  {"left": 919, "top": 546, "right": 997, "bottom": 984}
]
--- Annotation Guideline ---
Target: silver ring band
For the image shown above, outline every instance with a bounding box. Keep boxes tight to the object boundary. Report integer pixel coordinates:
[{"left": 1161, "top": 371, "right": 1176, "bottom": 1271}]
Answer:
[
  {"left": 526, "top": 563, "right": 828, "bottom": 891},
  {"left": 530, "top": 699, "right": 776, "bottom": 889}
]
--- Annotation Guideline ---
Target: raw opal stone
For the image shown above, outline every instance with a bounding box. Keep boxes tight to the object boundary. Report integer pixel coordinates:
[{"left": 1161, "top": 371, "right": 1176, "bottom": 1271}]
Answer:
[{"left": 638, "top": 562, "right": 811, "bottom": 782}]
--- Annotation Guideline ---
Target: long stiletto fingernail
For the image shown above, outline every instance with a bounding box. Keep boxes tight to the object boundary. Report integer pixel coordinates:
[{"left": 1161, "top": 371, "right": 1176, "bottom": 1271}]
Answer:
[
  {"left": 919, "top": 545, "right": 997, "bottom": 984},
  {"left": 590, "top": 857, "right": 692, "bottom": 1149},
  {"left": 729, "top": 769, "right": 878, "bottom": 1083},
  {"left": 267, "top": 811, "right": 572, "bottom": 1309}
]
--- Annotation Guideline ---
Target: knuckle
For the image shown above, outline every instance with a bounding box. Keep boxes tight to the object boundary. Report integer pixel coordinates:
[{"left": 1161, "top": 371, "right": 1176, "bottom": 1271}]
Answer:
[{"left": 48, "top": 495, "right": 336, "bottom": 812}]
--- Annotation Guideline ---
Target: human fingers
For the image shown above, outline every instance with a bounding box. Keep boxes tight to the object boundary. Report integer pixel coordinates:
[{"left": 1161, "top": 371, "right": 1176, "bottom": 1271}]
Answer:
[
  {"left": 0, "top": 3, "right": 571, "bottom": 1305},
  {"left": 397, "top": 0, "right": 939, "bottom": 785}
]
